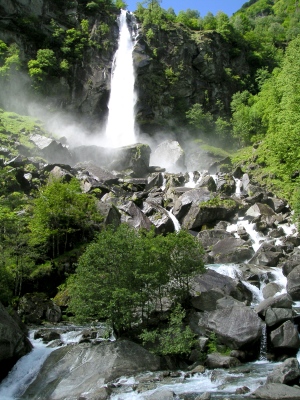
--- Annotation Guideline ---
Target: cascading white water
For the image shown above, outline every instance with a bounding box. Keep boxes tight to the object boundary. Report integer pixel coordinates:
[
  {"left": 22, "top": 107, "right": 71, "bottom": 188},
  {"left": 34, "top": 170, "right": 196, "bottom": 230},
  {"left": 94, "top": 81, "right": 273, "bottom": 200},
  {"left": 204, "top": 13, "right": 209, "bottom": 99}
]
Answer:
[{"left": 105, "top": 9, "right": 137, "bottom": 147}]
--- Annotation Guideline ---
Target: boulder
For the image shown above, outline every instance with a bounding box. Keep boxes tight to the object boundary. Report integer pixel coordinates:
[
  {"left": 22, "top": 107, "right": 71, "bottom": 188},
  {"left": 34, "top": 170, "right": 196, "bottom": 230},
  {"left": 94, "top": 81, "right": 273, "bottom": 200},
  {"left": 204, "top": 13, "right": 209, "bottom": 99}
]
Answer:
[
  {"left": 145, "top": 390, "right": 175, "bottom": 400},
  {"left": 195, "top": 174, "right": 216, "bottom": 192},
  {"left": 173, "top": 188, "right": 212, "bottom": 221},
  {"left": 209, "top": 237, "right": 254, "bottom": 263},
  {"left": 180, "top": 198, "right": 238, "bottom": 231},
  {"left": 76, "top": 162, "right": 119, "bottom": 186},
  {"left": 23, "top": 341, "right": 161, "bottom": 400},
  {"left": 190, "top": 269, "right": 252, "bottom": 311},
  {"left": 18, "top": 293, "right": 62, "bottom": 324},
  {"left": 281, "top": 248, "right": 300, "bottom": 277},
  {"left": 197, "top": 229, "right": 233, "bottom": 250},
  {"left": 205, "top": 353, "right": 241, "bottom": 369},
  {"left": 143, "top": 202, "right": 174, "bottom": 234},
  {"left": 253, "top": 383, "right": 300, "bottom": 399},
  {"left": 265, "top": 308, "right": 293, "bottom": 327},
  {"left": 270, "top": 320, "right": 300, "bottom": 350},
  {"left": 287, "top": 265, "right": 300, "bottom": 300},
  {"left": 216, "top": 296, "right": 247, "bottom": 309},
  {"left": 249, "top": 242, "right": 284, "bottom": 267},
  {"left": 215, "top": 173, "right": 236, "bottom": 195},
  {"left": 30, "top": 134, "right": 73, "bottom": 165},
  {"left": 203, "top": 306, "right": 263, "bottom": 350},
  {"left": 49, "top": 166, "right": 74, "bottom": 182},
  {"left": 96, "top": 202, "right": 121, "bottom": 228},
  {"left": 146, "top": 173, "right": 164, "bottom": 190},
  {"left": 254, "top": 293, "right": 293, "bottom": 318},
  {"left": 119, "top": 201, "right": 153, "bottom": 230},
  {"left": 262, "top": 282, "right": 282, "bottom": 299},
  {"left": 150, "top": 140, "right": 185, "bottom": 172},
  {"left": 246, "top": 203, "right": 275, "bottom": 220},
  {"left": 267, "top": 358, "right": 300, "bottom": 385},
  {"left": 0, "top": 302, "right": 32, "bottom": 381},
  {"left": 110, "top": 143, "right": 151, "bottom": 177}
]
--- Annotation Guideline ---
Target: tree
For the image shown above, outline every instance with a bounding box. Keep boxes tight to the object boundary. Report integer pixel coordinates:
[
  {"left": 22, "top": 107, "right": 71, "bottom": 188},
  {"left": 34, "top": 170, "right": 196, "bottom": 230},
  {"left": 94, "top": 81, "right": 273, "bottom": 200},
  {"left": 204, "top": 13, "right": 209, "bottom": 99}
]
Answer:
[
  {"left": 186, "top": 103, "right": 214, "bottom": 132},
  {"left": 28, "top": 49, "right": 56, "bottom": 82},
  {"left": 29, "top": 178, "right": 102, "bottom": 259},
  {"left": 69, "top": 225, "right": 204, "bottom": 333}
]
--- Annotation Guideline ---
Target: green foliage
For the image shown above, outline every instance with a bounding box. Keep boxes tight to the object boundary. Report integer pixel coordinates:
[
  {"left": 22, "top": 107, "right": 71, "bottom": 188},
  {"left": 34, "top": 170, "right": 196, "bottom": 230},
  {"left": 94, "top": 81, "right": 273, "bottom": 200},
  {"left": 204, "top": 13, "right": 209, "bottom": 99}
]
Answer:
[
  {"left": 140, "top": 305, "right": 196, "bottom": 356},
  {"left": 28, "top": 49, "right": 56, "bottom": 83},
  {"left": 69, "top": 225, "right": 204, "bottom": 332},
  {"left": 0, "top": 42, "right": 20, "bottom": 77},
  {"left": 29, "top": 178, "right": 102, "bottom": 259},
  {"left": 175, "top": 9, "right": 201, "bottom": 30},
  {"left": 114, "top": 0, "right": 127, "bottom": 8},
  {"left": 186, "top": 103, "right": 214, "bottom": 132}
]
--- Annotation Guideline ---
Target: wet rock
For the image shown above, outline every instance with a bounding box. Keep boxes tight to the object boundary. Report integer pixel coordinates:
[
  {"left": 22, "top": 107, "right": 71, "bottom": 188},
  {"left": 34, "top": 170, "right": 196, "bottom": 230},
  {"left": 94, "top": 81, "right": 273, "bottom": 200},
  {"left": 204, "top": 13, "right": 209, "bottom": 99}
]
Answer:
[
  {"left": 195, "top": 392, "right": 211, "bottom": 400},
  {"left": 253, "top": 383, "right": 300, "bottom": 399},
  {"left": 216, "top": 296, "right": 247, "bottom": 309},
  {"left": 146, "top": 173, "right": 164, "bottom": 190},
  {"left": 270, "top": 320, "right": 300, "bottom": 350},
  {"left": 246, "top": 203, "right": 275, "bottom": 220},
  {"left": 143, "top": 201, "right": 174, "bottom": 234},
  {"left": 287, "top": 265, "right": 300, "bottom": 300},
  {"left": 96, "top": 202, "right": 121, "bottom": 228},
  {"left": 254, "top": 293, "right": 293, "bottom": 318},
  {"left": 235, "top": 386, "right": 250, "bottom": 394},
  {"left": 110, "top": 143, "right": 151, "bottom": 177},
  {"left": 262, "top": 282, "right": 282, "bottom": 299},
  {"left": 23, "top": 340, "right": 161, "bottom": 400},
  {"left": 249, "top": 242, "right": 284, "bottom": 267},
  {"left": 205, "top": 353, "right": 241, "bottom": 369},
  {"left": 190, "top": 269, "right": 252, "bottom": 311},
  {"left": 145, "top": 390, "right": 175, "bottom": 400},
  {"left": 34, "top": 329, "right": 61, "bottom": 343},
  {"left": 267, "top": 357, "right": 300, "bottom": 385},
  {"left": 0, "top": 302, "right": 32, "bottom": 381}
]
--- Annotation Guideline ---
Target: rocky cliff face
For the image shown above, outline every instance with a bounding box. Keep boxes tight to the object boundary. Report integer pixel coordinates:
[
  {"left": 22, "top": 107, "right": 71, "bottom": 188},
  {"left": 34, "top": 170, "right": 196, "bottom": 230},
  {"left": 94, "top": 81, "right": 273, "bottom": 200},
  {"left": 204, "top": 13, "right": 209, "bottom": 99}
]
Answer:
[{"left": 0, "top": 2, "right": 250, "bottom": 133}]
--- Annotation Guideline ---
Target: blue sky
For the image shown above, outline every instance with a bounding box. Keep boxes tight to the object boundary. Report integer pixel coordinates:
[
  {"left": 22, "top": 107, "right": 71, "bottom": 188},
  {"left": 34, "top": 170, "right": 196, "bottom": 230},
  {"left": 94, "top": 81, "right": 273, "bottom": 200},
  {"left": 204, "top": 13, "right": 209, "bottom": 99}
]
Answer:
[{"left": 126, "top": 0, "right": 247, "bottom": 16}]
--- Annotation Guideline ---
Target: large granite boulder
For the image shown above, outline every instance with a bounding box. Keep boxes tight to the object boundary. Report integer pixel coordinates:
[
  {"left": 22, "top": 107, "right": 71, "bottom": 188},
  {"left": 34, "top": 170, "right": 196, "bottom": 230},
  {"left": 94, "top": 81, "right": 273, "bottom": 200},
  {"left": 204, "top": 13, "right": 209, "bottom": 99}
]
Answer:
[
  {"left": 253, "top": 383, "right": 300, "bottom": 399},
  {"left": 215, "top": 173, "right": 236, "bottom": 195},
  {"left": 197, "top": 229, "right": 233, "bottom": 250},
  {"left": 203, "top": 306, "right": 263, "bottom": 351},
  {"left": 267, "top": 358, "right": 300, "bottom": 385},
  {"left": 173, "top": 188, "right": 212, "bottom": 221},
  {"left": 30, "top": 134, "right": 73, "bottom": 165},
  {"left": 190, "top": 269, "right": 252, "bottom": 311},
  {"left": 265, "top": 308, "right": 293, "bottom": 328},
  {"left": 209, "top": 237, "right": 254, "bottom": 263},
  {"left": 205, "top": 353, "right": 241, "bottom": 369},
  {"left": 23, "top": 340, "right": 161, "bottom": 400},
  {"left": 249, "top": 242, "right": 284, "bottom": 267},
  {"left": 142, "top": 201, "right": 175, "bottom": 234},
  {"left": 109, "top": 143, "right": 151, "bottom": 177},
  {"left": 119, "top": 201, "right": 153, "bottom": 230},
  {"left": 270, "top": 320, "right": 300, "bottom": 351},
  {"left": 18, "top": 293, "right": 61, "bottom": 324},
  {"left": 286, "top": 265, "right": 300, "bottom": 300},
  {"left": 0, "top": 302, "right": 32, "bottom": 381},
  {"left": 254, "top": 293, "right": 293, "bottom": 318},
  {"left": 281, "top": 248, "right": 300, "bottom": 277}
]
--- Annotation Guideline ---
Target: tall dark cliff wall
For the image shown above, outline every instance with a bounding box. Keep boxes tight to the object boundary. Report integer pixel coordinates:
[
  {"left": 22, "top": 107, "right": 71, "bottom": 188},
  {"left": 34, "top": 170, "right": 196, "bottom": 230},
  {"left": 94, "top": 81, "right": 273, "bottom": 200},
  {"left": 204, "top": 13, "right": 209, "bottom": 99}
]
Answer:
[{"left": 0, "top": 2, "right": 252, "bottom": 134}]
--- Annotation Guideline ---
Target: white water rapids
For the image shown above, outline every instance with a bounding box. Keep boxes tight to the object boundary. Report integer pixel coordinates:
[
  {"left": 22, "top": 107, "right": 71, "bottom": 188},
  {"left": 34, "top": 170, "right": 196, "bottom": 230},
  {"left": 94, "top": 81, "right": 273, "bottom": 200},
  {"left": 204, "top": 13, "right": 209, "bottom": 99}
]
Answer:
[{"left": 105, "top": 9, "right": 137, "bottom": 147}]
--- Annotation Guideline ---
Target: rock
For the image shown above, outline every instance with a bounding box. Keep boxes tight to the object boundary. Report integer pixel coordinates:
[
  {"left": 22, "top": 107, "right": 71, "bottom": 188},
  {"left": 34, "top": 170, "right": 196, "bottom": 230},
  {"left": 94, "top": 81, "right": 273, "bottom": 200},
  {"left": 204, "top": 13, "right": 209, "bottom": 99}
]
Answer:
[
  {"left": 197, "top": 229, "right": 233, "bottom": 250},
  {"left": 235, "top": 386, "right": 250, "bottom": 394},
  {"left": 119, "top": 201, "right": 153, "bottom": 230},
  {"left": 145, "top": 390, "right": 175, "bottom": 400},
  {"left": 0, "top": 302, "right": 32, "bottom": 381},
  {"left": 146, "top": 173, "right": 164, "bottom": 190},
  {"left": 215, "top": 173, "right": 236, "bottom": 195},
  {"left": 246, "top": 203, "right": 275, "bottom": 220},
  {"left": 173, "top": 188, "right": 212, "bottom": 221},
  {"left": 249, "top": 242, "right": 284, "bottom": 267},
  {"left": 253, "top": 383, "right": 300, "bottom": 399},
  {"left": 281, "top": 248, "right": 300, "bottom": 277},
  {"left": 150, "top": 140, "right": 185, "bottom": 172},
  {"left": 210, "top": 237, "right": 254, "bottom": 263},
  {"left": 110, "top": 144, "right": 151, "bottom": 177},
  {"left": 23, "top": 340, "right": 161, "bottom": 400},
  {"left": 143, "top": 201, "right": 174, "bottom": 234},
  {"left": 195, "top": 393, "right": 211, "bottom": 400},
  {"left": 96, "top": 202, "right": 121, "bottom": 227},
  {"left": 30, "top": 134, "right": 73, "bottom": 165},
  {"left": 254, "top": 293, "right": 293, "bottom": 318},
  {"left": 265, "top": 308, "right": 293, "bottom": 327},
  {"left": 267, "top": 358, "right": 300, "bottom": 385},
  {"left": 204, "top": 306, "right": 263, "bottom": 351},
  {"left": 263, "top": 282, "right": 282, "bottom": 299},
  {"left": 216, "top": 296, "right": 247, "bottom": 309},
  {"left": 76, "top": 162, "right": 119, "bottom": 186},
  {"left": 180, "top": 198, "right": 238, "bottom": 231},
  {"left": 190, "top": 269, "right": 252, "bottom": 311},
  {"left": 287, "top": 265, "right": 300, "bottom": 300},
  {"left": 18, "top": 293, "right": 62, "bottom": 324},
  {"left": 270, "top": 320, "right": 300, "bottom": 350},
  {"left": 34, "top": 329, "right": 61, "bottom": 343},
  {"left": 266, "top": 197, "right": 288, "bottom": 213},
  {"left": 195, "top": 174, "right": 216, "bottom": 192},
  {"left": 205, "top": 353, "right": 241, "bottom": 369}
]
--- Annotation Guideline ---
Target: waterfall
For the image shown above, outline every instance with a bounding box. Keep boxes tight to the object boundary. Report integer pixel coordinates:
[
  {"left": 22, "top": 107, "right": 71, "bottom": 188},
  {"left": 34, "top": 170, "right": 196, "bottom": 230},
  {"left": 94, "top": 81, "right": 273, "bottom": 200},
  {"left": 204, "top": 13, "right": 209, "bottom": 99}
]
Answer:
[{"left": 105, "top": 9, "right": 137, "bottom": 147}]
